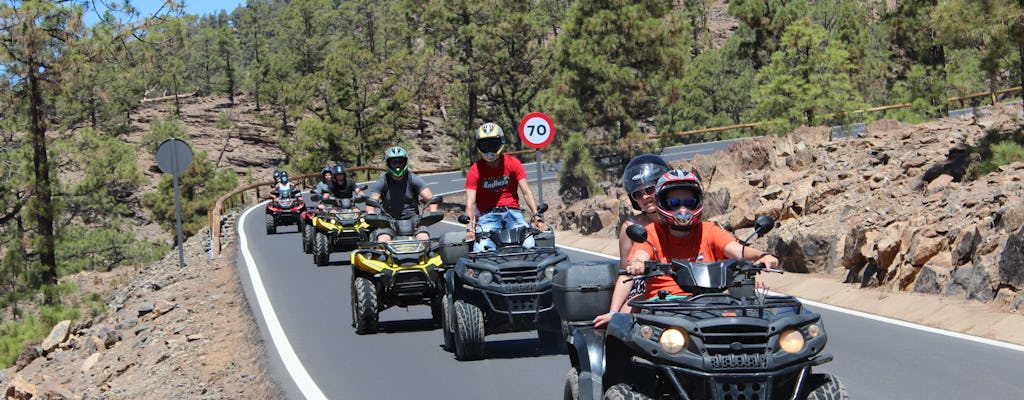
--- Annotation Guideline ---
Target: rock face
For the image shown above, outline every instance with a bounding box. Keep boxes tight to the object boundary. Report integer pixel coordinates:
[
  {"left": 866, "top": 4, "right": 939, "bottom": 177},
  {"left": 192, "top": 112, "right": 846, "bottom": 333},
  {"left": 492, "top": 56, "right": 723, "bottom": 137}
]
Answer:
[
  {"left": 1, "top": 226, "right": 281, "bottom": 399},
  {"left": 551, "top": 104, "right": 1024, "bottom": 308}
]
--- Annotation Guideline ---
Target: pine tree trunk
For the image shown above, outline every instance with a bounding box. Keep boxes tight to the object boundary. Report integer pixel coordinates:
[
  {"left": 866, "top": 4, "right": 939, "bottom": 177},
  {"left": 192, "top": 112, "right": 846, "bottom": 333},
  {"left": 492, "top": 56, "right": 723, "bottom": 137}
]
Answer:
[{"left": 27, "top": 21, "right": 59, "bottom": 301}]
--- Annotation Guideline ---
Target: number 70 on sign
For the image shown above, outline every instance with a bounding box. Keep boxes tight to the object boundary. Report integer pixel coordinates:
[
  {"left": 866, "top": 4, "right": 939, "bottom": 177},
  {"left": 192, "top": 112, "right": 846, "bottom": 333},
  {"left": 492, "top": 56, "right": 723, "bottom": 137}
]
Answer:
[{"left": 518, "top": 112, "right": 556, "bottom": 149}]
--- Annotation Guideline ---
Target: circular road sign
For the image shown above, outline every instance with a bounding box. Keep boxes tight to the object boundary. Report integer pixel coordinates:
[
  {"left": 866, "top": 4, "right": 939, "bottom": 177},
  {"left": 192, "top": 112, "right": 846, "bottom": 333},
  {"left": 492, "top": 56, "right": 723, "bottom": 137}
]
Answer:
[
  {"left": 155, "top": 138, "right": 193, "bottom": 176},
  {"left": 518, "top": 112, "right": 556, "bottom": 149}
]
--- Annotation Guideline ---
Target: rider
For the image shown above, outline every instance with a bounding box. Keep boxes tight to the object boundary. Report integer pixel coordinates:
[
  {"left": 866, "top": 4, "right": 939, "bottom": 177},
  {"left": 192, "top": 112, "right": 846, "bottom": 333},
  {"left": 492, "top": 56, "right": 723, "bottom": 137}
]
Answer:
[
  {"left": 614, "top": 154, "right": 672, "bottom": 302},
  {"left": 592, "top": 169, "right": 780, "bottom": 327},
  {"left": 325, "top": 164, "right": 364, "bottom": 200},
  {"left": 270, "top": 172, "right": 294, "bottom": 201},
  {"left": 366, "top": 146, "right": 437, "bottom": 242},
  {"left": 464, "top": 122, "right": 546, "bottom": 251},
  {"left": 314, "top": 167, "right": 333, "bottom": 198}
]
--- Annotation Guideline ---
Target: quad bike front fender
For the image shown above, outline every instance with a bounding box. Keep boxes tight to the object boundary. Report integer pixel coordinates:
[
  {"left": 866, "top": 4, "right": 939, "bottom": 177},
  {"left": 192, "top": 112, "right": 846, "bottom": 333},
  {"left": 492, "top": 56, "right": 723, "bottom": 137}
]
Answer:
[
  {"left": 569, "top": 324, "right": 606, "bottom": 400},
  {"left": 311, "top": 217, "right": 342, "bottom": 232}
]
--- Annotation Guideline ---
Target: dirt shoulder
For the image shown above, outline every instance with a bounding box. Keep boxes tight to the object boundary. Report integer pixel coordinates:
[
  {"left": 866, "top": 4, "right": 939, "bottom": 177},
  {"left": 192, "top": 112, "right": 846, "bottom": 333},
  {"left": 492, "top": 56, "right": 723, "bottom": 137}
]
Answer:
[{"left": 551, "top": 229, "right": 1024, "bottom": 346}]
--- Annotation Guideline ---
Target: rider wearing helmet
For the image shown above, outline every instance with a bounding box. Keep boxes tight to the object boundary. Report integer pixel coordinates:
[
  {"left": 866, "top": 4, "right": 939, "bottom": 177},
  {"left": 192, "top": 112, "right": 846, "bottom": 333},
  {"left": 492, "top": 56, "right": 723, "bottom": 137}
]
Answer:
[
  {"left": 366, "top": 146, "right": 437, "bottom": 242},
  {"left": 270, "top": 171, "right": 294, "bottom": 201},
  {"left": 325, "top": 163, "right": 363, "bottom": 201},
  {"left": 592, "top": 169, "right": 780, "bottom": 327},
  {"left": 314, "top": 167, "right": 333, "bottom": 198},
  {"left": 464, "top": 122, "right": 546, "bottom": 251},
  {"left": 618, "top": 154, "right": 672, "bottom": 264}
]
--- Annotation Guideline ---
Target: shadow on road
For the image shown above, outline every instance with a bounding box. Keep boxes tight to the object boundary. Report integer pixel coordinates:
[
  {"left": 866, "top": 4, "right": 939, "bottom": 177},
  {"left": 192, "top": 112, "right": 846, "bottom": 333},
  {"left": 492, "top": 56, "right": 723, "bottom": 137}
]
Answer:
[
  {"left": 482, "top": 337, "right": 567, "bottom": 359},
  {"left": 377, "top": 318, "right": 440, "bottom": 334}
]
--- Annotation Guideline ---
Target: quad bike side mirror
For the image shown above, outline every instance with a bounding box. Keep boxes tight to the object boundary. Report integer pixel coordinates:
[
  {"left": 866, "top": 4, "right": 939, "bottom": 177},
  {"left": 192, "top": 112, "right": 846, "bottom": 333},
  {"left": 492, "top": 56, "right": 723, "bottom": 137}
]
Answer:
[
  {"left": 310, "top": 194, "right": 322, "bottom": 203},
  {"left": 626, "top": 224, "right": 648, "bottom": 243},
  {"left": 457, "top": 214, "right": 470, "bottom": 224},
  {"left": 753, "top": 215, "right": 775, "bottom": 236},
  {"left": 365, "top": 198, "right": 383, "bottom": 209},
  {"left": 537, "top": 203, "right": 548, "bottom": 213}
]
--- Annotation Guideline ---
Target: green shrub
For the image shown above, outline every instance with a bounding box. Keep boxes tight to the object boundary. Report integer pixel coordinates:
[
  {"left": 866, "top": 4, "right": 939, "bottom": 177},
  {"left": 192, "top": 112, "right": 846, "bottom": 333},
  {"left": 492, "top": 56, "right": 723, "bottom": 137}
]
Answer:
[{"left": 979, "top": 141, "right": 1024, "bottom": 175}]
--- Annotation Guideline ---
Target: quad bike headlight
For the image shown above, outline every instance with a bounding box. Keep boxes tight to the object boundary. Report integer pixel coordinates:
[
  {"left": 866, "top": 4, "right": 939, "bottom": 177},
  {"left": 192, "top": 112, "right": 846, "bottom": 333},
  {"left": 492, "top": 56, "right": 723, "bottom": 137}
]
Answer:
[
  {"left": 807, "top": 324, "right": 821, "bottom": 338},
  {"left": 478, "top": 270, "right": 493, "bottom": 285},
  {"left": 659, "top": 328, "right": 688, "bottom": 354},
  {"left": 779, "top": 328, "right": 805, "bottom": 353},
  {"left": 544, "top": 266, "right": 555, "bottom": 280}
]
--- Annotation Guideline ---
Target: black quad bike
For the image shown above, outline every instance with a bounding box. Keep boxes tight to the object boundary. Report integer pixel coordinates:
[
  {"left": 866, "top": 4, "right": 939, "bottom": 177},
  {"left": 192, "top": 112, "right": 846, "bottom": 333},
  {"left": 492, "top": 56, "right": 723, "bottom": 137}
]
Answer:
[
  {"left": 437, "top": 204, "right": 570, "bottom": 361},
  {"left": 348, "top": 196, "right": 446, "bottom": 334},
  {"left": 555, "top": 216, "right": 847, "bottom": 400},
  {"left": 265, "top": 187, "right": 306, "bottom": 235}
]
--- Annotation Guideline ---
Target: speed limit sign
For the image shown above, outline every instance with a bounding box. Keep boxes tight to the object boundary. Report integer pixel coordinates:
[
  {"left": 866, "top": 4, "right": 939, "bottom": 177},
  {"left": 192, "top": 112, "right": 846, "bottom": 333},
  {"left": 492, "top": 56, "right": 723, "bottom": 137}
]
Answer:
[{"left": 518, "top": 112, "right": 555, "bottom": 149}]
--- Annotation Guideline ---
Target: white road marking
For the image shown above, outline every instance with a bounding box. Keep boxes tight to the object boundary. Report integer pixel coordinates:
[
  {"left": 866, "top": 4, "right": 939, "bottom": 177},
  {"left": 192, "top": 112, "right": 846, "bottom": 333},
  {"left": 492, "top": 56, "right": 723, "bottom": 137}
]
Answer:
[{"left": 238, "top": 205, "right": 328, "bottom": 400}]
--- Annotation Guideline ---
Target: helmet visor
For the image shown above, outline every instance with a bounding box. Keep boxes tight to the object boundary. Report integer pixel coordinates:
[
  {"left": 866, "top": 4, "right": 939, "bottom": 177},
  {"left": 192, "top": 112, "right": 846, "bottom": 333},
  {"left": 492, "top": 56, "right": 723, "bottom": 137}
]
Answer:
[
  {"left": 387, "top": 157, "right": 408, "bottom": 168},
  {"left": 664, "top": 196, "right": 699, "bottom": 211},
  {"left": 477, "top": 139, "right": 503, "bottom": 154}
]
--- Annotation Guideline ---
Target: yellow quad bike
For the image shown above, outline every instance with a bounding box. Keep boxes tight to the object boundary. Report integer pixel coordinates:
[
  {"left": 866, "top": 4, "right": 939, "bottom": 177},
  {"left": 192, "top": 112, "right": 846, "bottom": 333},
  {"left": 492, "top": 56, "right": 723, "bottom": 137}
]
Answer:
[
  {"left": 349, "top": 196, "right": 445, "bottom": 334},
  {"left": 310, "top": 196, "right": 370, "bottom": 267}
]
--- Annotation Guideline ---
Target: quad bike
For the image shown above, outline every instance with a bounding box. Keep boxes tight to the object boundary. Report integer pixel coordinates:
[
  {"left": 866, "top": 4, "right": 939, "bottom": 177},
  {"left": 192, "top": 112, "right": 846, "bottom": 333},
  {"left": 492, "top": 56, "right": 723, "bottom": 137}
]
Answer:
[
  {"left": 265, "top": 187, "right": 306, "bottom": 235},
  {"left": 348, "top": 196, "right": 446, "bottom": 334},
  {"left": 437, "top": 204, "right": 570, "bottom": 361},
  {"left": 557, "top": 216, "right": 847, "bottom": 400},
  {"left": 309, "top": 196, "right": 370, "bottom": 266}
]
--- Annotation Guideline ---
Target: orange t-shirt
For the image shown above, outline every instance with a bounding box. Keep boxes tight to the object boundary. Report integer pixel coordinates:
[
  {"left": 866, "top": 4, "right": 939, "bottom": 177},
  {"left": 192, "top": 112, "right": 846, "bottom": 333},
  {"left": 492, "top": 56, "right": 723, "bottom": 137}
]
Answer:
[{"left": 627, "top": 221, "right": 736, "bottom": 298}]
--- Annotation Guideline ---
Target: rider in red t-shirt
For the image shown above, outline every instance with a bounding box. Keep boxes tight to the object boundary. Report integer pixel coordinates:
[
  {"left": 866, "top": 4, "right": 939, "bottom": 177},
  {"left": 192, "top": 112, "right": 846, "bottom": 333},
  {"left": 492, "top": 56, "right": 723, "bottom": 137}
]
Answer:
[
  {"left": 464, "top": 122, "right": 546, "bottom": 251},
  {"left": 593, "top": 169, "right": 780, "bottom": 327}
]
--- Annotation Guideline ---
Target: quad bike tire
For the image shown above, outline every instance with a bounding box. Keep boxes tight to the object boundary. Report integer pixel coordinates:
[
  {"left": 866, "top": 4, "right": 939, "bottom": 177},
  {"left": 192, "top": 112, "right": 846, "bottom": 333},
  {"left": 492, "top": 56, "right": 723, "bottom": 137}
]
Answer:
[
  {"left": 564, "top": 367, "right": 580, "bottom": 400},
  {"left": 453, "top": 299, "right": 485, "bottom": 361},
  {"left": 313, "top": 232, "right": 330, "bottom": 266},
  {"left": 804, "top": 373, "right": 849, "bottom": 400},
  {"left": 430, "top": 294, "right": 443, "bottom": 328},
  {"left": 265, "top": 214, "right": 276, "bottom": 235},
  {"left": 351, "top": 275, "right": 379, "bottom": 334},
  {"left": 442, "top": 294, "right": 455, "bottom": 352},
  {"left": 603, "top": 384, "right": 654, "bottom": 400},
  {"left": 302, "top": 222, "right": 315, "bottom": 254}
]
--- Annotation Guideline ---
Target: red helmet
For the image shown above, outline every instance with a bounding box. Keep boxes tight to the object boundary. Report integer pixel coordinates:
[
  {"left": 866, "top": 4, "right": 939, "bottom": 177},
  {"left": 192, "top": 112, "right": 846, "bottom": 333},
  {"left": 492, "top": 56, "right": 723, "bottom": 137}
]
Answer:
[{"left": 654, "top": 169, "right": 704, "bottom": 229}]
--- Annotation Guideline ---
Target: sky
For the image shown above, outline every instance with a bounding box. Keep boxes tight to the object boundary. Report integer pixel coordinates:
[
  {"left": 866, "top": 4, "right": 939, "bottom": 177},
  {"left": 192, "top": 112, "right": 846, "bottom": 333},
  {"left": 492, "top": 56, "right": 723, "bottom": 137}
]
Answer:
[{"left": 83, "top": 0, "right": 246, "bottom": 25}]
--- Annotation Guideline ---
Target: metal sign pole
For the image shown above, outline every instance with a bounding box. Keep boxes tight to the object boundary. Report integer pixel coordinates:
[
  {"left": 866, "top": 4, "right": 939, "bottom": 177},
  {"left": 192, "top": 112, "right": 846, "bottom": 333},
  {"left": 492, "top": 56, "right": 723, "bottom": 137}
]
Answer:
[
  {"left": 173, "top": 171, "right": 186, "bottom": 268},
  {"left": 535, "top": 149, "right": 543, "bottom": 206}
]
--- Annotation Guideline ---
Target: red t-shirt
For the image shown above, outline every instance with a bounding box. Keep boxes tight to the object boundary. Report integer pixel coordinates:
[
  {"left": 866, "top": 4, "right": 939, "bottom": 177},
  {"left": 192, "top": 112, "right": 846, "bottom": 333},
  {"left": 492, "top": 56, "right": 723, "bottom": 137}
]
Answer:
[
  {"left": 628, "top": 221, "right": 736, "bottom": 298},
  {"left": 465, "top": 154, "right": 527, "bottom": 214}
]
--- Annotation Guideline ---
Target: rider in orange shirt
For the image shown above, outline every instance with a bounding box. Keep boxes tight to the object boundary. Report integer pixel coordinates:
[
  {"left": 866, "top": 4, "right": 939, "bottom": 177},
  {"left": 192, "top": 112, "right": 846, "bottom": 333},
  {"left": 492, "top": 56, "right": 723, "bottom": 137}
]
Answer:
[{"left": 593, "top": 169, "right": 780, "bottom": 327}]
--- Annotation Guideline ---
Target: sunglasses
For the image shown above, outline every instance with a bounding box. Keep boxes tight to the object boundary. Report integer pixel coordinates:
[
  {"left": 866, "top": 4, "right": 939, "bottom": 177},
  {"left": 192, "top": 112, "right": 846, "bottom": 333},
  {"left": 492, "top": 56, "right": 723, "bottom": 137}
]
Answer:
[
  {"left": 630, "top": 186, "right": 656, "bottom": 200},
  {"left": 666, "top": 197, "right": 699, "bottom": 211}
]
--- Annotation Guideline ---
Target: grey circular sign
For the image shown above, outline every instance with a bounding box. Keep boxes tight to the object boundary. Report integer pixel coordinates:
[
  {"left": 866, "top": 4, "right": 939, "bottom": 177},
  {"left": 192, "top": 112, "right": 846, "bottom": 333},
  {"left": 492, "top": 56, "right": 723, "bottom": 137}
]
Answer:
[{"left": 155, "top": 138, "right": 193, "bottom": 175}]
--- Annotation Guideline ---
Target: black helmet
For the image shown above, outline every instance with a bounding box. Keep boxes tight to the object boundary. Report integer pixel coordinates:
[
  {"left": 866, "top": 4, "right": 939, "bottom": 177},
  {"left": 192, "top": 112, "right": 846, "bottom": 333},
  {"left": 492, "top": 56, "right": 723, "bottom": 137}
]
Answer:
[
  {"left": 331, "top": 164, "right": 346, "bottom": 175},
  {"left": 320, "top": 166, "right": 332, "bottom": 179},
  {"left": 272, "top": 170, "right": 282, "bottom": 180},
  {"left": 278, "top": 171, "right": 289, "bottom": 183},
  {"left": 622, "top": 154, "right": 670, "bottom": 211}
]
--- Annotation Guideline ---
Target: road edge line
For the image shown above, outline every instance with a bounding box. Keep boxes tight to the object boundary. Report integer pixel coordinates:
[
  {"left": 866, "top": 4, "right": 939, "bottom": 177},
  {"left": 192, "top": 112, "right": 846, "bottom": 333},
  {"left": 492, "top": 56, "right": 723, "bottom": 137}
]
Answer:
[{"left": 238, "top": 205, "right": 328, "bottom": 400}]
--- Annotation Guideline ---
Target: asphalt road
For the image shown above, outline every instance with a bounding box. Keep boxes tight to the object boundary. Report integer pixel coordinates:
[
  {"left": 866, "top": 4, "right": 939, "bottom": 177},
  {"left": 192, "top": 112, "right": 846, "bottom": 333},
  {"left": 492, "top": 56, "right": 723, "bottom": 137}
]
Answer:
[{"left": 237, "top": 140, "right": 1024, "bottom": 399}]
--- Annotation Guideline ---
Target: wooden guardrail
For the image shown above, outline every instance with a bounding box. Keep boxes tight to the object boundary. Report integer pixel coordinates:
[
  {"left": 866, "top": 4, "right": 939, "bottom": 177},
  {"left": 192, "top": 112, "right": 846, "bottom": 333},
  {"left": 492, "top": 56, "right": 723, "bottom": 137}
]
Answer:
[{"left": 207, "top": 86, "right": 1022, "bottom": 258}]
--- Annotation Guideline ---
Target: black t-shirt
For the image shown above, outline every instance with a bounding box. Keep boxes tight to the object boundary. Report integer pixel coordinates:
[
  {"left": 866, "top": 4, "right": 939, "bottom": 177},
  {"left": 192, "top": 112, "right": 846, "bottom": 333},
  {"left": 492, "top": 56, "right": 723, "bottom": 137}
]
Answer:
[{"left": 327, "top": 179, "right": 357, "bottom": 199}]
